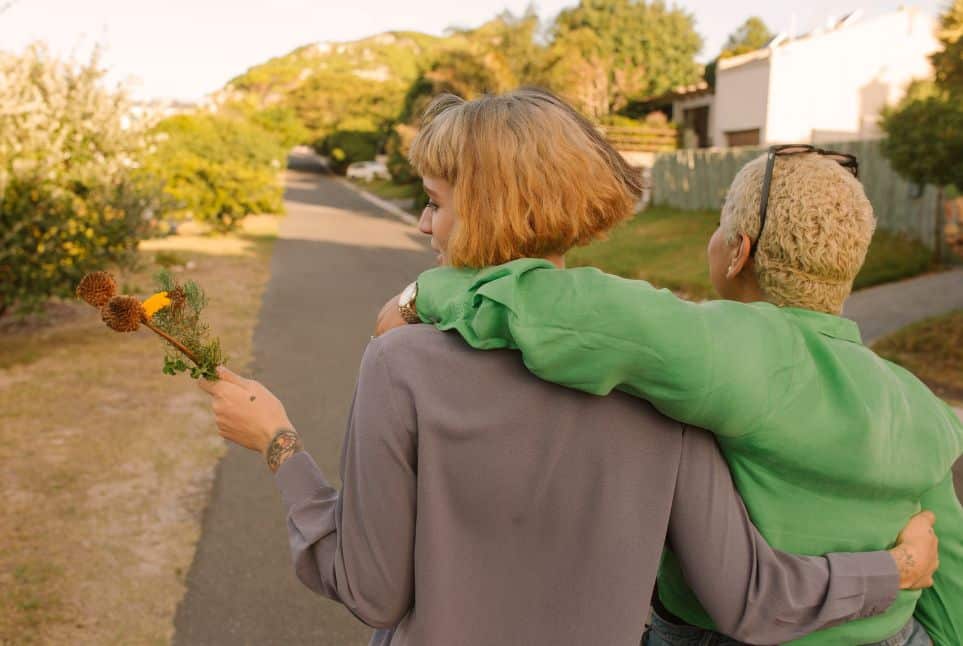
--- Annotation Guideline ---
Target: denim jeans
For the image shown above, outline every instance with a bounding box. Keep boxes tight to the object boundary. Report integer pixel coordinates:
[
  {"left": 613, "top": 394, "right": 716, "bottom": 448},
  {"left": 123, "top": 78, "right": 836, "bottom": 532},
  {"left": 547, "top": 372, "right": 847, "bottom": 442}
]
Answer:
[{"left": 643, "top": 610, "right": 933, "bottom": 646}]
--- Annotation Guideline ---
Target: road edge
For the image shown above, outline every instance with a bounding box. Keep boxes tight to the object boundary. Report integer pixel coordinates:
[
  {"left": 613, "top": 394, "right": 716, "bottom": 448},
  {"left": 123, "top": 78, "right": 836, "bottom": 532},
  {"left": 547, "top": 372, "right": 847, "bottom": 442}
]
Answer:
[{"left": 335, "top": 178, "right": 419, "bottom": 227}]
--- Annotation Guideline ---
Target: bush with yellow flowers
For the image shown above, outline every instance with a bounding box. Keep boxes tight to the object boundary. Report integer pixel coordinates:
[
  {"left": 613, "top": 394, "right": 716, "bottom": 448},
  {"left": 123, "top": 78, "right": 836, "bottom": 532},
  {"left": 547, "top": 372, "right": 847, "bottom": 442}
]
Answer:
[{"left": 0, "top": 45, "right": 166, "bottom": 318}]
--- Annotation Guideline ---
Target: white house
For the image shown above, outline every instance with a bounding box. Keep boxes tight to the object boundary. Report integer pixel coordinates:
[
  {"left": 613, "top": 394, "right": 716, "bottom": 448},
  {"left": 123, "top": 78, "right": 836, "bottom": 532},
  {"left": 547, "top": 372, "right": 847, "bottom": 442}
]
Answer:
[{"left": 668, "top": 7, "right": 939, "bottom": 148}]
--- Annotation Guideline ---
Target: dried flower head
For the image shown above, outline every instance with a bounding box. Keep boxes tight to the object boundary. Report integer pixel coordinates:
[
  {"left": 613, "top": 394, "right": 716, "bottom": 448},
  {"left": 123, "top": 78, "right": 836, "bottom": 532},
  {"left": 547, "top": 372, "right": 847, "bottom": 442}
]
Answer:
[
  {"left": 77, "top": 272, "right": 118, "bottom": 308},
  {"left": 102, "top": 296, "right": 146, "bottom": 332},
  {"left": 168, "top": 286, "right": 186, "bottom": 314}
]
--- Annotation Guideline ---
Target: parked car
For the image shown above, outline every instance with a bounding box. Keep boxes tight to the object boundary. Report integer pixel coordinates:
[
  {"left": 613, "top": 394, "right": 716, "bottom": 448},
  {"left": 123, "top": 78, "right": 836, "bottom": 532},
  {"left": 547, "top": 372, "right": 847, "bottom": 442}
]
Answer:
[{"left": 346, "top": 160, "right": 391, "bottom": 182}]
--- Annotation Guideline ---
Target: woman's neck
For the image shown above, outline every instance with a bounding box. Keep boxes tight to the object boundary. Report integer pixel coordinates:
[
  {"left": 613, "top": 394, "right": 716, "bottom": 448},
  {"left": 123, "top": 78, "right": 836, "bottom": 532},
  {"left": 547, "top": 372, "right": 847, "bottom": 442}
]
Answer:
[{"left": 545, "top": 253, "right": 566, "bottom": 269}]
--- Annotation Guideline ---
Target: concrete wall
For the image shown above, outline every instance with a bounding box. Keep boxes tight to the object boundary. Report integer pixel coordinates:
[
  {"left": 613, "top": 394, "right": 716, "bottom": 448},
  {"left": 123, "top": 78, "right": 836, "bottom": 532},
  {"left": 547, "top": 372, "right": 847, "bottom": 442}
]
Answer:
[
  {"left": 765, "top": 8, "right": 938, "bottom": 144},
  {"left": 712, "top": 55, "right": 771, "bottom": 147}
]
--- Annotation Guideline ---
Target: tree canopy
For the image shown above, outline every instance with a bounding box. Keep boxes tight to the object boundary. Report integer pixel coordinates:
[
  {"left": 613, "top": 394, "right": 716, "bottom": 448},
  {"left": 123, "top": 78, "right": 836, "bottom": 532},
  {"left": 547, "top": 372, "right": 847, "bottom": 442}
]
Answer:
[
  {"left": 882, "top": 0, "right": 963, "bottom": 190},
  {"left": 705, "top": 16, "right": 774, "bottom": 88},
  {"left": 549, "top": 0, "right": 703, "bottom": 114},
  {"left": 138, "top": 113, "right": 286, "bottom": 232}
]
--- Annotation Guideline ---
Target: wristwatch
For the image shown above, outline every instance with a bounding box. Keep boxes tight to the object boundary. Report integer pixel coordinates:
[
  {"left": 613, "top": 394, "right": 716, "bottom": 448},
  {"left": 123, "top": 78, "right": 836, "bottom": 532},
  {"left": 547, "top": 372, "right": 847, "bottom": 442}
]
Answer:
[{"left": 398, "top": 281, "right": 420, "bottom": 324}]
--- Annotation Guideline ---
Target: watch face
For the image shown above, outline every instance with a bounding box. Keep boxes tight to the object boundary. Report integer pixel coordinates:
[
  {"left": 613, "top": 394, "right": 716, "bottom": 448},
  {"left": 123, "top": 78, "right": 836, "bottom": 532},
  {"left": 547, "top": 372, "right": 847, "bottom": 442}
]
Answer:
[{"left": 400, "top": 282, "right": 417, "bottom": 306}]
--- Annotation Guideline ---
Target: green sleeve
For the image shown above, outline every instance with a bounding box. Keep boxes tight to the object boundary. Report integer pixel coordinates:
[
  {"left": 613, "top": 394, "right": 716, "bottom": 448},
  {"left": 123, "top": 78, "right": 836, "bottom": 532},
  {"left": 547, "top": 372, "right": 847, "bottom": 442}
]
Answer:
[
  {"left": 416, "top": 259, "right": 799, "bottom": 437},
  {"left": 914, "top": 472, "right": 963, "bottom": 645}
]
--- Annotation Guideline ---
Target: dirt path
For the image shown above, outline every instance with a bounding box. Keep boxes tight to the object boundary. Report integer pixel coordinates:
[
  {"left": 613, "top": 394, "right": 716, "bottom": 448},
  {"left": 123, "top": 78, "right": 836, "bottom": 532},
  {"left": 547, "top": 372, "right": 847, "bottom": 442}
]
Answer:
[{"left": 172, "top": 152, "right": 433, "bottom": 645}]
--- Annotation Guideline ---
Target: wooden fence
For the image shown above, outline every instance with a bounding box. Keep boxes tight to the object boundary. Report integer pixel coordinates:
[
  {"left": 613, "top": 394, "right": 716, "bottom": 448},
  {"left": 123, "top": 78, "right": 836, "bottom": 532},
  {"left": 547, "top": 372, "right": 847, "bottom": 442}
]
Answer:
[
  {"left": 600, "top": 125, "right": 677, "bottom": 153},
  {"left": 651, "top": 140, "right": 945, "bottom": 250}
]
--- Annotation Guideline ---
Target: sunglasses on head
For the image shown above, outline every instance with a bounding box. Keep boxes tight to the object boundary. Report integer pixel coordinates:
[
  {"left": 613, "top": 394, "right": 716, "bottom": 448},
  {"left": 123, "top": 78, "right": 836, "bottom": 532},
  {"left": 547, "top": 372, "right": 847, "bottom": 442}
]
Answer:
[{"left": 752, "top": 144, "right": 859, "bottom": 256}]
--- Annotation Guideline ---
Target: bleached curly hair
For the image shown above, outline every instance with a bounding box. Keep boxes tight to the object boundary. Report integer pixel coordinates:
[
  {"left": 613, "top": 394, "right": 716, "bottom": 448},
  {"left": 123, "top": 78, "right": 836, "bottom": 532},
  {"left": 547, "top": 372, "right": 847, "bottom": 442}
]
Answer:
[{"left": 720, "top": 153, "right": 876, "bottom": 314}]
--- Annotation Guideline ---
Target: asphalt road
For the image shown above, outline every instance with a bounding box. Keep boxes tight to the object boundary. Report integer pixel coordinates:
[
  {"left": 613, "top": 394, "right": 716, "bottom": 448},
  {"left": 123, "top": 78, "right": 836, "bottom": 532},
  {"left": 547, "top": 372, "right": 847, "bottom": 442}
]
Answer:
[
  {"left": 172, "top": 153, "right": 433, "bottom": 645},
  {"left": 173, "top": 153, "right": 961, "bottom": 644}
]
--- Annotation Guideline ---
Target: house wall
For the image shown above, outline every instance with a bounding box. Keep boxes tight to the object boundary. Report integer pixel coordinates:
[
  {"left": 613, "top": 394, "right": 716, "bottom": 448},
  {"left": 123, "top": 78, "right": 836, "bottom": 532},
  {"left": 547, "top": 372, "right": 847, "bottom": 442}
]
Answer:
[
  {"left": 765, "top": 8, "right": 938, "bottom": 144},
  {"left": 712, "top": 56, "right": 771, "bottom": 148}
]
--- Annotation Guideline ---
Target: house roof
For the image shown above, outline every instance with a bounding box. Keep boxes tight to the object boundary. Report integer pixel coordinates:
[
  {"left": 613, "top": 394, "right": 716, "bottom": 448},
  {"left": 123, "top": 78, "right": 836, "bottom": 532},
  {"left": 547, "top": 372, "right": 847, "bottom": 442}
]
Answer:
[
  {"left": 640, "top": 80, "right": 712, "bottom": 103},
  {"left": 717, "top": 8, "right": 913, "bottom": 73}
]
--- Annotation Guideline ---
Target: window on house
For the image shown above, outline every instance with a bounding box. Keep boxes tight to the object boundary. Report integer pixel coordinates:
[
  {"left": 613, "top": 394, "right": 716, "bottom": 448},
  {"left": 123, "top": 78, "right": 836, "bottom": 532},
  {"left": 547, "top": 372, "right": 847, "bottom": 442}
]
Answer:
[{"left": 725, "top": 129, "right": 761, "bottom": 147}]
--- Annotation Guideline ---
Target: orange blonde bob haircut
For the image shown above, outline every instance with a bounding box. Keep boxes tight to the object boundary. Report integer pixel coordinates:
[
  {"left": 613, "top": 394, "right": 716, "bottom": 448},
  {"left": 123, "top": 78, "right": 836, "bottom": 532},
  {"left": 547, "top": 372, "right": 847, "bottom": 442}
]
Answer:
[{"left": 408, "top": 88, "right": 644, "bottom": 267}]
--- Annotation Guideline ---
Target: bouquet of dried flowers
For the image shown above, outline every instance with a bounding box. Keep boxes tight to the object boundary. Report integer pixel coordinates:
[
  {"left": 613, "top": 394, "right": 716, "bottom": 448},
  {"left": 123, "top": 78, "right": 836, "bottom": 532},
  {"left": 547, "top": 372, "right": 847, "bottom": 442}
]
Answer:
[{"left": 76, "top": 269, "right": 223, "bottom": 380}]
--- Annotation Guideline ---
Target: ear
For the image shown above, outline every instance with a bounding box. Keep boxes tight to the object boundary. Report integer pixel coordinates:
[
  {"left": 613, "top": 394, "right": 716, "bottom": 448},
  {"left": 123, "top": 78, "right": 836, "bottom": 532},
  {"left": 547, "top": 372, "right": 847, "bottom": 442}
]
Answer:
[{"left": 726, "top": 233, "right": 753, "bottom": 280}]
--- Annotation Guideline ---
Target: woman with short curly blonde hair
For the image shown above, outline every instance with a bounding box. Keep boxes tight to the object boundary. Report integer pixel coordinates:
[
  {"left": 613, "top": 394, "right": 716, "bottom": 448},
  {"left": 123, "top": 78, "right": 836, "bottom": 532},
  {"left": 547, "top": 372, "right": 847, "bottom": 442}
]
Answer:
[{"left": 719, "top": 152, "right": 875, "bottom": 314}]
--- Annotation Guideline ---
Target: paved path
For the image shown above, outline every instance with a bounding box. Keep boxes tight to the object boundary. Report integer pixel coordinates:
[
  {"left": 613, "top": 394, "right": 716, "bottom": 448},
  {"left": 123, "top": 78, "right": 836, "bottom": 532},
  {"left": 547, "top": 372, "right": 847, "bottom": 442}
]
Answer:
[
  {"left": 172, "top": 152, "right": 432, "bottom": 645},
  {"left": 843, "top": 268, "right": 963, "bottom": 344}
]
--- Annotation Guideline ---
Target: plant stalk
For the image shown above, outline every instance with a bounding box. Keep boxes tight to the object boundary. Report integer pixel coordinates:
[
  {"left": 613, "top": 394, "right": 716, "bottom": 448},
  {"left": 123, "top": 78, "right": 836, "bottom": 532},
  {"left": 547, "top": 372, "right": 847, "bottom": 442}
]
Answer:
[{"left": 140, "top": 316, "right": 201, "bottom": 366}]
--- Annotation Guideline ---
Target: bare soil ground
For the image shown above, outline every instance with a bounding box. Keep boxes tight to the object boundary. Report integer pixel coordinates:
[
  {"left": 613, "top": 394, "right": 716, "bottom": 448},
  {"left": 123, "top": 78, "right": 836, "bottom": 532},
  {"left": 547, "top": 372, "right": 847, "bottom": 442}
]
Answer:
[
  {"left": 874, "top": 310, "right": 963, "bottom": 405},
  {"left": 0, "top": 215, "right": 278, "bottom": 645}
]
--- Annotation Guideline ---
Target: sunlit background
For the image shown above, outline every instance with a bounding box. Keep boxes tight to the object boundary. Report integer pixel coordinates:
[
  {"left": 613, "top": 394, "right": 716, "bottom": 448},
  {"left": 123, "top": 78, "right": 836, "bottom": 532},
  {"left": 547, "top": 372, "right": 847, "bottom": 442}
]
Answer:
[{"left": 0, "top": 0, "right": 947, "bottom": 101}]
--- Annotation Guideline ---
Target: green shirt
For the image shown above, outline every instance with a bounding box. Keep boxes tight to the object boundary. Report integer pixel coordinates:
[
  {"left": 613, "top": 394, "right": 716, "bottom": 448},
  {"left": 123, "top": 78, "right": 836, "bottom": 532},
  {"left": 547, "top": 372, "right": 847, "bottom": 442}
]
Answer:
[{"left": 416, "top": 258, "right": 963, "bottom": 646}]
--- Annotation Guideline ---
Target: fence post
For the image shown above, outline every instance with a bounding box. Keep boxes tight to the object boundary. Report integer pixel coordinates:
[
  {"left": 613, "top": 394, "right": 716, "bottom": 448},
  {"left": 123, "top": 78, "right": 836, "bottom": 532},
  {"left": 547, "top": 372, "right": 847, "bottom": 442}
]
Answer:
[{"left": 934, "top": 187, "right": 944, "bottom": 265}]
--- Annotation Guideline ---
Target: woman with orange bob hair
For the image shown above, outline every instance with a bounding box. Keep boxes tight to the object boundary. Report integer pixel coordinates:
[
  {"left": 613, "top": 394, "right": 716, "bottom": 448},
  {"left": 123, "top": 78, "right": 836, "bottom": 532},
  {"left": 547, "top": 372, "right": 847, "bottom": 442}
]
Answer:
[
  {"left": 407, "top": 88, "right": 642, "bottom": 268},
  {"left": 199, "top": 88, "right": 936, "bottom": 646}
]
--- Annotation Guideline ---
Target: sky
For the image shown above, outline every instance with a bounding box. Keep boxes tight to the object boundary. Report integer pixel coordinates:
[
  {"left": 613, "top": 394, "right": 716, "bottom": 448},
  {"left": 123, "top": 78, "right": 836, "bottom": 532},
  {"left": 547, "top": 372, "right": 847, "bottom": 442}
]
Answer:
[{"left": 0, "top": 0, "right": 948, "bottom": 101}]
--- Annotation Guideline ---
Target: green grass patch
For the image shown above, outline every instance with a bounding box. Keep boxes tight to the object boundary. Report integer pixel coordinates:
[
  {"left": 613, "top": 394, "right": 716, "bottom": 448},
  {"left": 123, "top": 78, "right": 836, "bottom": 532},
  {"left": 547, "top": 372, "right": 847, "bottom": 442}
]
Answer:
[
  {"left": 350, "top": 178, "right": 419, "bottom": 201},
  {"left": 567, "top": 205, "right": 717, "bottom": 299},
  {"left": 874, "top": 310, "right": 963, "bottom": 403},
  {"left": 854, "top": 230, "right": 934, "bottom": 290},
  {"left": 154, "top": 250, "right": 189, "bottom": 268},
  {"left": 567, "top": 206, "right": 936, "bottom": 299}
]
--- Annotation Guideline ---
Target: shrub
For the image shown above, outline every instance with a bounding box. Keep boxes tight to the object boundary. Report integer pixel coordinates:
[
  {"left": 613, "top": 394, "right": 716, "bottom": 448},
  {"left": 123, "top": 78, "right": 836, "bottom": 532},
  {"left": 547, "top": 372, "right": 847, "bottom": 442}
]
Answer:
[
  {"left": 881, "top": 1, "right": 963, "bottom": 191},
  {"left": 139, "top": 113, "right": 286, "bottom": 232},
  {"left": 881, "top": 86, "right": 963, "bottom": 190},
  {"left": 246, "top": 105, "right": 309, "bottom": 150},
  {"left": 0, "top": 45, "right": 159, "bottom": 317},
  {"left": 315, "top": 129, "right": 382, "bottom": 175}
]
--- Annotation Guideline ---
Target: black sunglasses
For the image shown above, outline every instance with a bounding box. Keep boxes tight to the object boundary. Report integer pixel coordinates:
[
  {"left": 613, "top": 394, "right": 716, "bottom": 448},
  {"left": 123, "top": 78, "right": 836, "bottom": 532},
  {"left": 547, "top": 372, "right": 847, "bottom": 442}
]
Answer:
[{"left": 753, "top": 144, "right": 859, "bottom": 256}]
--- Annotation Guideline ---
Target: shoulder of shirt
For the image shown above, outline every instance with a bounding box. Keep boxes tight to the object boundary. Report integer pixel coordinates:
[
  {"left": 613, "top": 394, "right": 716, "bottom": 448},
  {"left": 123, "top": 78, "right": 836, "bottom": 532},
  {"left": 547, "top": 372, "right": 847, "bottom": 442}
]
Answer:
[{"left": 368, "top": 325, "right": 470, "bottom": 368}]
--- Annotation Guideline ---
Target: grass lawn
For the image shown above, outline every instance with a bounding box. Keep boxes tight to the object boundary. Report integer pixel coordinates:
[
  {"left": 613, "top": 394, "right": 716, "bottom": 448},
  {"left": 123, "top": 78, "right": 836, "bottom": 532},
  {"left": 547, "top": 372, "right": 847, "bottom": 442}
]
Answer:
[
  {"left": 874, "top": 310, "right": 963, "bottom": 404},
  {"left": 567, "top": 206, "right": 936, "bottom": 300},
  {"left": 349, "top": 178, "right": 419, "bottom": 201},
  {"left": 0, "top": 215, "right": 278, "bottom": 644}
]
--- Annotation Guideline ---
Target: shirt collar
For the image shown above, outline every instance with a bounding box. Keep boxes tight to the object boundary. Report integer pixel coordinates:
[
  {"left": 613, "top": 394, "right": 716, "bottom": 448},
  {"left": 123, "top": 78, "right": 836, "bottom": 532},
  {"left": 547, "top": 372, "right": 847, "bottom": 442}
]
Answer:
[{"left": 783, "top": 307, "right": 864, "bottom": 344}]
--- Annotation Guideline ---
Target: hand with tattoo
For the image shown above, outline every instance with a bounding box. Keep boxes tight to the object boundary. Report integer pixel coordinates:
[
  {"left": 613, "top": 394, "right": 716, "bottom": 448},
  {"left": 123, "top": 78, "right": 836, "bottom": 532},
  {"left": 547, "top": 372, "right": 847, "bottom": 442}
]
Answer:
[
  {"left": 888, "top": 510, "right": 939, "bottom": 589},
  {"left": 198, "top": 366, "right": 298, "bottom": 469}
]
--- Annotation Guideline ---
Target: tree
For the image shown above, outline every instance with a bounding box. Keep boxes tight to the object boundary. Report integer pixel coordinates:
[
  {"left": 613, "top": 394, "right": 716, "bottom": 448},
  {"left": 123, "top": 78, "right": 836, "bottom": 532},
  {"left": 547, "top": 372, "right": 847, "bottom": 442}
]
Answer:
[
  {"left": 541, "top": 28, "right": 611, "bottom": 118},
  {"left": 547, "top": 0, "right": 703, "bottom": 114},
  {"left": 932, "top": 0, "right": 963, "bottom": 94},
  {"left": 386, "top": 10, "right": 544, "bottom": 183},
  {"left": 317, "top": 129, "right": 382, "bottom": 174},
  {"left": 705, "top": 16, "right": 774, "bottom": 88},
  {"left": 138, "top": 113, "right": 286, "bottom": 232},
  {"left": 721, "top": 17, "right": 774, "bottom": 58},
  {"left": 881, "top": 0, "right": 963, "bottom": 190},
  {"left": 0, "top": 45, "right": 158, "bottom": 317}
]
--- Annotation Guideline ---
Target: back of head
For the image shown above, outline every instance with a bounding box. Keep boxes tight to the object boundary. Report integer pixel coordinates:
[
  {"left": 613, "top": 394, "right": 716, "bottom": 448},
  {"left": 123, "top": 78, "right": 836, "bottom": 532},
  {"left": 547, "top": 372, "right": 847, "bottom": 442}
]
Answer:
[
  {"left": 409, "top": 87, "right": 644, "bottom": 267},
  {"left": 721, "top": 153, "right": 876, "bottom": 314}
]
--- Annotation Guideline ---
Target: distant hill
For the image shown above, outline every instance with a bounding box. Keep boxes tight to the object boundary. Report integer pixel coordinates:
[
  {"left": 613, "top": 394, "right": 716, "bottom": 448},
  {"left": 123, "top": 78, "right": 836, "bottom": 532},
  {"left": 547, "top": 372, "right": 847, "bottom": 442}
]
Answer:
[{"left": 215, "top": 31, "right": 442, "bottom": 141}]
